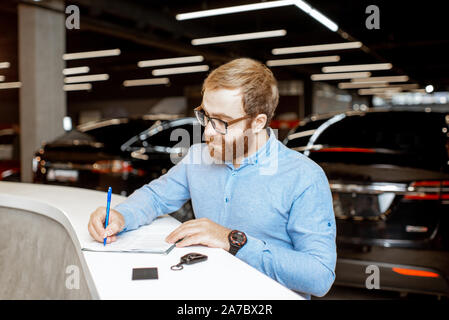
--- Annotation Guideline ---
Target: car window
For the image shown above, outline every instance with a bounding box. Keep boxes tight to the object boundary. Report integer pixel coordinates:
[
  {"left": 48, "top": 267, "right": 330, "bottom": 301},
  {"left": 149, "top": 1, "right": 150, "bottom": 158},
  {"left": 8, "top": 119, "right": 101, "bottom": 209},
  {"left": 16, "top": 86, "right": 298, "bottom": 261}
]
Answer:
[
  {"left": 82, "top": 120, "right": 156, "bottom": 150},
  {"left": 127, "top": 119, "right": 203, "bottom": 151}
]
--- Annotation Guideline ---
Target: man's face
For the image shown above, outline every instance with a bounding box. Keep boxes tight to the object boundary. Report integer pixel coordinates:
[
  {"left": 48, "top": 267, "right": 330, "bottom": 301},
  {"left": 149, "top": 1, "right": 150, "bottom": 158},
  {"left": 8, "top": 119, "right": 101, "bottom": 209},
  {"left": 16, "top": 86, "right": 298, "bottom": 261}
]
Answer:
[{"left": 202, "top": 88, "right": 255, "bottom": 163}]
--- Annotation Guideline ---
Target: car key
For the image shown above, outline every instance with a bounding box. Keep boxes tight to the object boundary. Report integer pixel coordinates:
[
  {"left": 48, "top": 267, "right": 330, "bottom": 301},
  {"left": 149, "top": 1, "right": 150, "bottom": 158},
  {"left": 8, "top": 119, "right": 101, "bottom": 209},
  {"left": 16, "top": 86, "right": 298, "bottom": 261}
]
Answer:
[{"left": 170, "top": 253, "right": 208, "bottom": 271}]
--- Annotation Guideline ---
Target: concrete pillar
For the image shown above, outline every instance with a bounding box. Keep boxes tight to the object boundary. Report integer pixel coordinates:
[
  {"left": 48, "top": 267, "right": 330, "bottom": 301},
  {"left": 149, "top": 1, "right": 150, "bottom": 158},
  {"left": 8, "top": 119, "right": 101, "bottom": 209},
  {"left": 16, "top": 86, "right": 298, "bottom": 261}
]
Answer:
[{"left": 18, "top": 1, "right": 66, "bottom": 182}]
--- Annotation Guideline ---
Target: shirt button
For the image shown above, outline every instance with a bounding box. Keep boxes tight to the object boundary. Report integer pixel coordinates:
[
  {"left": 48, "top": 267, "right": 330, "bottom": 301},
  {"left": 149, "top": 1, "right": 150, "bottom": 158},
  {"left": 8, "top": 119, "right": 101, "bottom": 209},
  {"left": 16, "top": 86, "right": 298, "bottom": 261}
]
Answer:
[
  {"left": 225, "top": 197, "right": 229, "bottom": 203},
  {"left": 231, "top": 172, "right": 236, "bottom": 176}
]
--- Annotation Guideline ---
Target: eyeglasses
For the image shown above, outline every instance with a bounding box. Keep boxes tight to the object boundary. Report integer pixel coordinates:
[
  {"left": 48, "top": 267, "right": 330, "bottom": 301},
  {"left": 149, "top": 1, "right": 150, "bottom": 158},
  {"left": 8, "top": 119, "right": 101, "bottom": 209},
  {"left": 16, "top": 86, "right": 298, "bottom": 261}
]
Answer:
[{"left": 194, "top": 105, "right": 252, "bottom": 135}]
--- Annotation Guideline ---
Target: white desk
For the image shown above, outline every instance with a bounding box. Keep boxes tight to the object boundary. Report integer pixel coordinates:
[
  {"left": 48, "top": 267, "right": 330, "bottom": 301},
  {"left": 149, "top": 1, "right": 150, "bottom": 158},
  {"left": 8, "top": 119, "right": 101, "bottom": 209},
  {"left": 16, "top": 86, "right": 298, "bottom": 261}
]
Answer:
[{"left": 0, "top": 182, "right": 304, "bottom": 300}]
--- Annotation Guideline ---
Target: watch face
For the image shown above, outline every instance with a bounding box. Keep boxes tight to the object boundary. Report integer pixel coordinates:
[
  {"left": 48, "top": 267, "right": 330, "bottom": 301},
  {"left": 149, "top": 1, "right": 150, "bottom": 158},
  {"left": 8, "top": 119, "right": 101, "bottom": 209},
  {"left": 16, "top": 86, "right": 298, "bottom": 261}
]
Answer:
[{"left": 230, "top": 230, "right": 247, "bottom": 247}]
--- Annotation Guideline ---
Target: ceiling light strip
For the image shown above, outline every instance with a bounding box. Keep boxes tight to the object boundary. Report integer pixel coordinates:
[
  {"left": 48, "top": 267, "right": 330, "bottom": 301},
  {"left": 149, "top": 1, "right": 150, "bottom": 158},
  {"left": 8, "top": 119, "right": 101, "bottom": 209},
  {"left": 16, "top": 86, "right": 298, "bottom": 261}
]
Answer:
[
  {"left": 138, "top": 56, "right": 204, "bottom": 68},
  {"left": 176, "top": 0, "right": 294, "bottom": 20},
  {"left": 152, "top": 65, "right": 209, "bottom": 76},
  {"left": 63, "top": 49, "right": 121, "bottom": 60},
  {"left": 267, "top": 55, "right": 340, "bottom": 67},
  {"left": 358, "top": 88, "right": 403, "bottom": 95},
  {"left": 64, "top": 74, "right": 109, "bottom": 83},
  {"left": 192, "top": 30, "right": 286, "bottom": 45},
  {"left": 63, "top": 66, "right": 90, "bottom": 75},
  {"left": 0, "top": 82, "right": 22, "bottom": 89},
  {"left": 351, "top": 75, "right": 409, "bottom": 83},
  {"left": 272, "top": 41, "right": 362, "bottom": 55},
  {"left": 176, "top": 1, "right": 338, "bottom": 32},
  {"left": 311, "top": 72, "right": 371, "bottom": 81},
  {"left": 63, "top": 83, "right": 92, "bottom": 91},
  {"left": 123, "top": 78, "right": 170, "bottom": 87},
  {"left": 338, "top": 82, "right": 389, "bottom": 89},
  {"left": 322, "top": 63, "right": 393, "bottom": 73}
]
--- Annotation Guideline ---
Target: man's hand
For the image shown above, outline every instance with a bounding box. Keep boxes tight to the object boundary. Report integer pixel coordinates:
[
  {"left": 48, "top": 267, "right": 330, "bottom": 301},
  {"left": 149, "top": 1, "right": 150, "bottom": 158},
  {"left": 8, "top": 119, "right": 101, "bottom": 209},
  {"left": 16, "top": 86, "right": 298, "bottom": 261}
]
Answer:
[
  {"left": 88, "top": 206, "right": 125, "bottom": 244},
  {"left": 165, "top": 218, "right": 231, "bottom": 251}
]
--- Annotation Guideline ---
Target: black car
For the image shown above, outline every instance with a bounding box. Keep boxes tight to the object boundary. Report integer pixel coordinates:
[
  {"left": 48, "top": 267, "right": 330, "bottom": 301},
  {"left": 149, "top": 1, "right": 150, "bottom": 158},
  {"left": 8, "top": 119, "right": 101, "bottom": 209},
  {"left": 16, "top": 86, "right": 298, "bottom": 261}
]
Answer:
[
  {"left": 285, "top": 108, "right": 449, "bottom": 297},
  {"left": 33, "top": 116, "right": 203, "bottom": 221}
]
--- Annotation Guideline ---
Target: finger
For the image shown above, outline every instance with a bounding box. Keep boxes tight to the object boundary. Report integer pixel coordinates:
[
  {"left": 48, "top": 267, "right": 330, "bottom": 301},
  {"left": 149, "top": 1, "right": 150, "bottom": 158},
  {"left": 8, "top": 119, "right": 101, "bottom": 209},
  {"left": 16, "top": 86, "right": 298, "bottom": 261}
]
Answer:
[
  {"left": 106, "top": 235, "right": 117, "bottom": 244},
  {"left": 166, "top": 225, "right": 202, "bottom": 244},
  {"left": 88, "top": 223, "right": 103, "bottom": 242},
  {"left": 105, "top": 220, "right": 122, "bottom": 237},
  {"left": 165, "top": 219, "right": 205, "bottom": 242},
  {"left": 176, "top": 233, "right": 203, "bottom": 248},
  {"left": 92, "top": 212, "right": 106, "bottom": 238}
]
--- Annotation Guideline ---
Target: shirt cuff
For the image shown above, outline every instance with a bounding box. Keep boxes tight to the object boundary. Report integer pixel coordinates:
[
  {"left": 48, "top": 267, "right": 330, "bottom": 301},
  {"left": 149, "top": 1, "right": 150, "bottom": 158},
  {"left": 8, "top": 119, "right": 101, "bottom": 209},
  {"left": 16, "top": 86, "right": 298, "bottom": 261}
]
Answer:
[
  {"left": 235, "top": 233, "right": 267, "bottom": 265},
  {"left": 113, "top": 204, "right": 135, "bottom": 233}
]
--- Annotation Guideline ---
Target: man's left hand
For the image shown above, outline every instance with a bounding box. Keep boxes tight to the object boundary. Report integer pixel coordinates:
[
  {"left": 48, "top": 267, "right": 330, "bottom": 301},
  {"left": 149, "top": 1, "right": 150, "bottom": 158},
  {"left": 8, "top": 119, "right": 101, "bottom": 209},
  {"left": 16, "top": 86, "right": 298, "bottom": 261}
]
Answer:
[{"left": 165, "top": 218, "right": 231, "bottom": 251}]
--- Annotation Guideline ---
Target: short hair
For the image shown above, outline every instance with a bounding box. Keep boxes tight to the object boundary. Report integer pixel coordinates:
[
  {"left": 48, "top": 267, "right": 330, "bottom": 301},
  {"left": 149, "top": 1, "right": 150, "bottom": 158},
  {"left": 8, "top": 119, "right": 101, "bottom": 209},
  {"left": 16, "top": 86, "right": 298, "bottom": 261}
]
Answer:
[{"left": 202, "top": 58, "right": 279, "bottom": 128}]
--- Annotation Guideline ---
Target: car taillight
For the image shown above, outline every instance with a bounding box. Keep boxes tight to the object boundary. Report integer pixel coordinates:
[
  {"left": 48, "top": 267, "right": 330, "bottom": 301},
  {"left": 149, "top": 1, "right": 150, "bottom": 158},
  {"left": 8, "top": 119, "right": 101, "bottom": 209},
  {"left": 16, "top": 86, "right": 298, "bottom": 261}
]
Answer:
[
  {"left": 91, "top": 160, "right": 145, "bottom": 176},
  {"left": 404, "top": 180, "right": 449, "bottom": 200},
  {"left": 392, "top": 267, "right": 440, "bottom": 278}
]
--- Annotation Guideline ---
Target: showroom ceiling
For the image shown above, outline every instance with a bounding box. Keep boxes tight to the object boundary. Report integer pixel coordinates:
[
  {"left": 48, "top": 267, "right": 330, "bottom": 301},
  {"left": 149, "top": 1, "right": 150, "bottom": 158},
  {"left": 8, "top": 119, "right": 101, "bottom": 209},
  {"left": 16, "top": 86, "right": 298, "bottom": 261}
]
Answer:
[{"left": 0, "top": 0, "right": 448, "bottom": 100}]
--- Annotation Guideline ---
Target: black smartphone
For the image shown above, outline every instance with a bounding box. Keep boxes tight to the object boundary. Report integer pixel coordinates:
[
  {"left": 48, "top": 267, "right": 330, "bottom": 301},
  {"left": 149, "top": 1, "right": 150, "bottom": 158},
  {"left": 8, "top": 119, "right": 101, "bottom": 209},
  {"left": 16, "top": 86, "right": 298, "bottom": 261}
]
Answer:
[{"left": 132, "top": 267, "right": 158, "bottom": 280}]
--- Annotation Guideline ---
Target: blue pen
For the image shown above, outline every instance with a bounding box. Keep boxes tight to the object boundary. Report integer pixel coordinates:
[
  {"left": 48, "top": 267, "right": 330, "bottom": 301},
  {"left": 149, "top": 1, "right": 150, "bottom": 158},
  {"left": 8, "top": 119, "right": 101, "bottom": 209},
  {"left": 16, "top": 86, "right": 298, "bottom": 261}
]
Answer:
[{"left": 103, "top": 187, "right": 112, "bottom": 246}]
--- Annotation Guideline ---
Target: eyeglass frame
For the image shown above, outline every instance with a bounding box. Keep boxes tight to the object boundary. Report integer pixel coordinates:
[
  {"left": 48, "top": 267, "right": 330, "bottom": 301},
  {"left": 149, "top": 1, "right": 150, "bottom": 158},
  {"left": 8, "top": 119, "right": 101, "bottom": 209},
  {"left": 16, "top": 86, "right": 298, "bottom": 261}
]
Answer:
[{"left": 194, "top": 105, "right": 253, "bottom": 135}]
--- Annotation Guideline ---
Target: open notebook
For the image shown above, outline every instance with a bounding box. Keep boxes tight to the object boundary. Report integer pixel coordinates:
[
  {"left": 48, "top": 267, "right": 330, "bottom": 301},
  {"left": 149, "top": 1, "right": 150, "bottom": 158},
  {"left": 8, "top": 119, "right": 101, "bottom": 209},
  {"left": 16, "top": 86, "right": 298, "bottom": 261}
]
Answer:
[{"left": 82, "top": 216, "right": 178, "bottom": 254}]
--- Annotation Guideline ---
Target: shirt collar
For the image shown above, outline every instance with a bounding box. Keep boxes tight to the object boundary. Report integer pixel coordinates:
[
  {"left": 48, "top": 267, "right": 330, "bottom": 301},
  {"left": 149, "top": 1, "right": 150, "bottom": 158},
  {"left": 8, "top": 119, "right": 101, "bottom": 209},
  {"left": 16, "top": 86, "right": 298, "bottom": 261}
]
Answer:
[{"left": 225, "top": 127, "right": 276, "bottom": 170}]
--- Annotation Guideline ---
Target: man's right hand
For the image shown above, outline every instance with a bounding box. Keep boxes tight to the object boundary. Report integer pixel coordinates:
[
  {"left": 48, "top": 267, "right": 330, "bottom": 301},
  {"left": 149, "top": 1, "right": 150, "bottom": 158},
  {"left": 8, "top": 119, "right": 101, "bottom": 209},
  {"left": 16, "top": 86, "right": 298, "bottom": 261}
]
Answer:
[{"left": 88, "top": 207, "right": 125, "bottom": 244}]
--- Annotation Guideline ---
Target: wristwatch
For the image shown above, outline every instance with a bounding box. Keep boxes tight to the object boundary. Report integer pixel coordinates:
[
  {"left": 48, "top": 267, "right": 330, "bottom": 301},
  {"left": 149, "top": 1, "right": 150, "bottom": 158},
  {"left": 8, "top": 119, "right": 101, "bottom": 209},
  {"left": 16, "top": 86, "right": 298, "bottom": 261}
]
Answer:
[{"left": 228, "top": 230, "right": 247, "bottom": 255}]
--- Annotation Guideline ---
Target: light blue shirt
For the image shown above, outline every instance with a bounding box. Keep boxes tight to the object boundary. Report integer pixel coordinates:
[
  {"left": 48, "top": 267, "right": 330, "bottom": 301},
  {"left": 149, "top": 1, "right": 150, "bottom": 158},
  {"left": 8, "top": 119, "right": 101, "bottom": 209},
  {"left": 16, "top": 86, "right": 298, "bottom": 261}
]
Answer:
[{"left": 114, "top": 128, "right": 336, "bottom": 298}]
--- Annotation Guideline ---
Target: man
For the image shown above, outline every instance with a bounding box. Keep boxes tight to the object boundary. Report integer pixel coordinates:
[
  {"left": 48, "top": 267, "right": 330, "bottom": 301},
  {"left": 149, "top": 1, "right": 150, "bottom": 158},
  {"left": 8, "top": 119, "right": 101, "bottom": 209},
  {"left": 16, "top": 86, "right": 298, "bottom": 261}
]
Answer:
[{"left": 88, "top": 58, "right": 336, "bottom": 298}]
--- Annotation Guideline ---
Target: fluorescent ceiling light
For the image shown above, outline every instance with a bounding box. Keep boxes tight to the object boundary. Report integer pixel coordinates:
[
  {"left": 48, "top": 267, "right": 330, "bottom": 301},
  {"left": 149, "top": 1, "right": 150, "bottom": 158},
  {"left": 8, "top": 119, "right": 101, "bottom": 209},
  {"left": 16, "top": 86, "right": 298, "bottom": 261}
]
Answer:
[
  {"left": 0, "top": 82, "right": 21, "bottom": 89},
  {"left": 311, "top": 72, "right": 371, "bottom": 81},
  {"left": 339, "top": 82, "right": 418, "bottom": 90},
  {"left": 338, "top": 82, "right": 389, "bottom": 89},
  {"left": 0, "top": 62, "right": 10, "bottom": 69},
  {"left": 176, "top": 0, "right": 293, "bottom": 20},
  {"left": 322, "top": 63, "right": 392, "bottom": 73},
  {"left": 358, "top": 87, "right": 402, "bottom": 95},
  {"left": 63, "top": 66, "right": 90, "bottom": 75},
  {"left": 192, "top": 30, "right": 286, "bottom": 45},
  {"left": 176, "top": 0, "right": 338, "bottom": 32},
  {"left": 267, "top": 55, "right": 340, "bottom": 67},
  {"left": 123, "top": 78, "right": 170, "bottom": 87},
  {"left": 351, "top": 75, "right": 409, "bottom": 83},
  {"left": 272, "top": 41, "right": 362, "bottom": 55},
  {"left": 63, "top": 83, "right": 92, "bottom": 91},
  {"left": 63, "top": 49, "right": 121, "bottom": 60},
  {"left": 64, "top": 74, "right": 109, "bottom": 83},
  {"left": 152, "top": 65, "right": 209, "bottom": 76},
  {"left": 138, "top": 56, "right": 204, "bottom": 68},
  {"left": 0, "top": 75, "right": 4, "bottom": 82}
]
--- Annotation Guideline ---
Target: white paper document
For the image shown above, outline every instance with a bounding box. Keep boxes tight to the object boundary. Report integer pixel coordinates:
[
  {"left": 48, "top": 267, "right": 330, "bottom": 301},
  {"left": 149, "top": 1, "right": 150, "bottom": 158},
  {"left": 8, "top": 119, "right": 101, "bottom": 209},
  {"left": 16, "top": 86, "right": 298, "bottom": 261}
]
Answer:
[{"left": 82, "top": 217, "right": 178, "bottom": 254}]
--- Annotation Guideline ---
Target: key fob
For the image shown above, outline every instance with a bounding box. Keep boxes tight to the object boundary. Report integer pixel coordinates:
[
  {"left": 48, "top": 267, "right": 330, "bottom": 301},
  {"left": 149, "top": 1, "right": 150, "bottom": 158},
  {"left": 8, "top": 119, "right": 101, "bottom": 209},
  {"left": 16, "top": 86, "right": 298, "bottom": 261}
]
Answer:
[{"left": 180, "top": 253, "right": 208, "bottom": 265}]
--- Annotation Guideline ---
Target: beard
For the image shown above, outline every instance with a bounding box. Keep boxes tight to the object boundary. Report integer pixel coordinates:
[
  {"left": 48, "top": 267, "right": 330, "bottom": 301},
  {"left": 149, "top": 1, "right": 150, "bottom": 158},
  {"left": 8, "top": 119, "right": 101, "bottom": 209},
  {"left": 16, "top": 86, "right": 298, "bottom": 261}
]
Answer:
[{"left": 205, "top": 123, "right": 253, "bottom": 164}]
